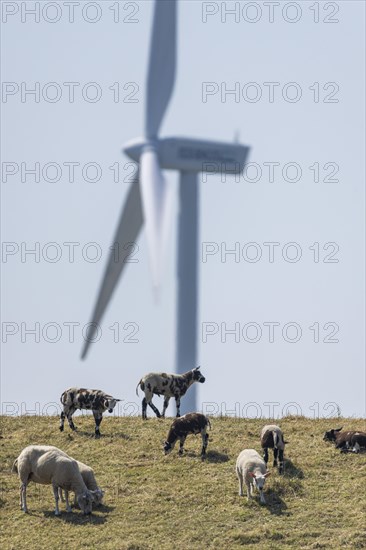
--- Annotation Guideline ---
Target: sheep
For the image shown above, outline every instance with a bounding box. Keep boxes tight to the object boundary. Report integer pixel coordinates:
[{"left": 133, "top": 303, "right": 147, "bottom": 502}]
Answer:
[
  {"left": 12, "top": 445, "right": 94, "bottom": 515},
  {"left": 342, "top": 432, "right": 366, "bottom": 453},
  {"left": 136, "top": 366, "right": 206, "bottom": 419},
  {"left": 236, "top": 449, "right": 271, "bottom": 504},
  {"left": 59, "top": 387, "right": 121, "bottom": 437},
  {"left": 163, "top": 413, "right": 211, "bottom": 458},
  {"left": 59, "top": 460, "right": 104, "bottom": 506},
  {"left": 323, "top": 427, "right": 359, "bottom": 450},
  {"left": 261, "top": 424, "right": 288, "bottom": 474}
]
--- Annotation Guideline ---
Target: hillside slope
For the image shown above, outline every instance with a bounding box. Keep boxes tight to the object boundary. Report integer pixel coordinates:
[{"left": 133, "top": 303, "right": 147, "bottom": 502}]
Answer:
[{"left": 1, "top": 415, "right": 365, "bottom": 549}]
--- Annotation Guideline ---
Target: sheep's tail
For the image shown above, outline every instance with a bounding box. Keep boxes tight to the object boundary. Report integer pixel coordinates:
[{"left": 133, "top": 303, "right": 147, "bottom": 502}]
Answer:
[
  {"left": 12, "top": 458, "right": 18, "bottom": 474},
  {"left": 60, "top": 390, "right": 67, "bottom": 405},
  {"left": 207, "top": 418, "right": 212, "bottom": 431},
  {"left": 273, "top": 430, "right": 284, "bottom": 449},
  {"left": 136, "top": 380, "right": 143, "bottom": 396}
]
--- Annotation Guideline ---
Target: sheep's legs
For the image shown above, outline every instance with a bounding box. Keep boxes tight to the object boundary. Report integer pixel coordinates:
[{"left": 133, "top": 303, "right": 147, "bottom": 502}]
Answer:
[
  {"left": 245, "top": 482, "right": 252, "bottom": 500},
  {"left": 273, "top": 447, "right": 278, "bottom": 468},
  {"left": 161, "top": 397, "right": 170, "bottom": 418},
  {"left": 20, "top": 482, "right": 28, "bottom": 512},
  {"left": 201, "top": 432, "right": 209, "bottom": 458},
  {"left": 148, "top": 402, "right": 161, "bottom": 418},
  {"left": 278, "top": 449, "right": 284, "bottom": 473},
  {"left": 93, "top": 410, "right": 103, "bottom": 437},
  {"left": 263, "top": 448, "right": 269, "bottom": 464},
  {"left": 237, "top": 472, "right": 244, "bottom": 496},
  {"left": 53, "top": 485, "right": 61, "bottom": 516},
  {"left": 175, "top": 396, "right": 181, "bottom": 417},
  {"left": 59, "top": 411, "right": 65, "bottom": 432},
  {"left": 65, "top": 406, "right": 77, "bottom": 431},
  {"left": 142, "top": 398, "right": 147, "bottom": 419},
  {"left": 64, "top": 490, "right": 72, "bottom": 512},
  {"left": 178, "top": 436, "right": 186, "bottom": 455},
  {"left": 142, "top": 395, "right": 161, "bottom": 419}
]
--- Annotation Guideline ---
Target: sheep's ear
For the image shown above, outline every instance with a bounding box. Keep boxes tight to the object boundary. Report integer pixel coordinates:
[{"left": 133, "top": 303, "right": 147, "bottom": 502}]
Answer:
[
  {"left": 264, "top": 472, "right": 271, "bottom": 478},
  {"left": 335, "top": 427, "right": 343, "bottom": 432},
  {"left": 284, "top": 440, "right": 290, "bottom": 444},
  {"left": 196, "top": 366, "right": 201, "bottom": 370},
  {"left": 115, "top": 399, "right": 122, "bottom": 402},
  {"left": 248, "top": 472, "right": 256, "bottom": 478}
]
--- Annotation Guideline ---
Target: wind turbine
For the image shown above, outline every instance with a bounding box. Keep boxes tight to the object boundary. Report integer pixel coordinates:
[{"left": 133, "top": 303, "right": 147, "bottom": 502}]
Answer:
[{"left": 81, "top": 0, "right": 250, "bottom": 413}]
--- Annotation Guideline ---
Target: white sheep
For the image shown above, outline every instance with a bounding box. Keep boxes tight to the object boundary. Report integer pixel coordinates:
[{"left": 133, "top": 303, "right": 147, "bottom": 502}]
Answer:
[
  {"left": 236, "top": 449, "right": 271, "bottom": 504},
  {"left": 59, "top": 460, "right": 104, "bottom": 506},
  {"left": 12, "top": 445, "right": 94, "bottom": 515}
]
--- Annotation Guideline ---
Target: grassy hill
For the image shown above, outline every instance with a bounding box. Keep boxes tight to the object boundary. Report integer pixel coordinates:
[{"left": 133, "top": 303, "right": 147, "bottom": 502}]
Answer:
[{"left": 1, "top": 415, "right": 365, "bottom": 549}]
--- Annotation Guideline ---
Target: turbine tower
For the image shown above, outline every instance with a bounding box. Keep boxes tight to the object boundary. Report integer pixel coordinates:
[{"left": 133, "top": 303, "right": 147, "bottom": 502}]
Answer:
[{"left": 81, "top": 0, "right": 250, "bottom": 413}]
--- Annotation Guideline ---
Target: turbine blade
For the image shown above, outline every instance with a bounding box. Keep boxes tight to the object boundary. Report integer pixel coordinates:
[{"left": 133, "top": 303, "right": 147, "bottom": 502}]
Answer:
[
  {"left": 81, "top": 173, "right": 142, "bottom": 359},
  {"left": 145, "top": 0, "right": 177, "bottom": 138},
  {"left": 139, "top": 147, "right": 171, "bottom": 288}
]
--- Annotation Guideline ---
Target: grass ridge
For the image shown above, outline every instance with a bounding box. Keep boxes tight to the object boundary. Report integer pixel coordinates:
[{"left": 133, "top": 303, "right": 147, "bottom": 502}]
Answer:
[{"left": 1, "top": 415, "right": 365, "bottom": 550}]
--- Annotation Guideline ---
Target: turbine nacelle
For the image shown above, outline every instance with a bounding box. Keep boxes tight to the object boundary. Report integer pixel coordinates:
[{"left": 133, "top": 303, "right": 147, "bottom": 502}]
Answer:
[{"left": 123, "top": 137, "right": 250, "bottom": 173}]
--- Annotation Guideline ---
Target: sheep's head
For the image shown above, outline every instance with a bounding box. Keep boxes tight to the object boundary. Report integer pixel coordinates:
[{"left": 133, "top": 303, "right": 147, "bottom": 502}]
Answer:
[
  {"left": 77, "top": 491, "right": 93, "bottom": 515},
  {"left": 164, "top": 429, "right": 178, "bottom": 455},
  {"left": 163, "top": 440, "right": 176, "bottom": 455},
  {"left": 104, "top": 397, "right": 121, "bottom": 414},
  {"left": 323, "top": 427, "right": 343, "bottom": 442},
  {"left": 163, "top": 441, "right": 172, "bottom": 455},
  {"left": 249, "top": 471, "right": 270, "bottom": 491},
  {"left": 90, "top": 488, "right": 104, "bottom": 506},
  {"left": 193, "top": 366, "right": 205, "bottom": 384}
]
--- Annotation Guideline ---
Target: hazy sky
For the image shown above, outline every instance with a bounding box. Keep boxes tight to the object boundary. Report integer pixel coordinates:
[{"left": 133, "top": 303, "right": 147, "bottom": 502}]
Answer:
[{"left": 2, "top": 0, "right": 365, "bottom": 419}]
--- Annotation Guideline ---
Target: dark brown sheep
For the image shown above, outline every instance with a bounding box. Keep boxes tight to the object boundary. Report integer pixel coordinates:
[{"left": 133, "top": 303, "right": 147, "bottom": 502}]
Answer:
[
  {"left": 323, "top": 427, "right": 364, "bottom": 451},
  {"left": 163, "top": 413, "right": 211, "bottom": 458}
]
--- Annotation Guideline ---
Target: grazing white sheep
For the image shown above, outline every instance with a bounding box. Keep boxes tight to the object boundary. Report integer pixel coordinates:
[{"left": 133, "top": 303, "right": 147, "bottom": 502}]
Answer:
[
  {"left": 59, "top": 460, "right": 104, "bottom": 506},
  {"left": 236, "top": 449, "right": 270, "bottom": 504},
  {"left": 12, "top": 445, "right": 94, "bottom": 515}
]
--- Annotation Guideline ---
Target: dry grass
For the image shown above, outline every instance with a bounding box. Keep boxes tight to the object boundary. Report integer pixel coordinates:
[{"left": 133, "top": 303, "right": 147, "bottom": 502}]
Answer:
[{"left": 1, "top": 415, "right": 365, "bottom": 550}]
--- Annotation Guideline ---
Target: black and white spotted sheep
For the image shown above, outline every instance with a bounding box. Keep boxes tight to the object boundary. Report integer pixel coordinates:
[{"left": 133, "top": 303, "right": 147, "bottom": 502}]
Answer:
[
  {"left": 323, "top": 427, "right": 366, "bottom": 453},
  {"left": 59, "top": 387, "right": 121, "bottom": 437},
  {"left": 346, "top": 432, "right": 366, "bottom": 453},
  {"left": 136, "top": 366, "right": 206, "bottom": 419},
  {"left": 323, "top": 427, "right": 359, "bottom": 450},
  {"left": 163, "top": 413, "right": 211, "bottom": 458},
  {"left": 261, "top": 424, "right": 288, "bottom": 474}
]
